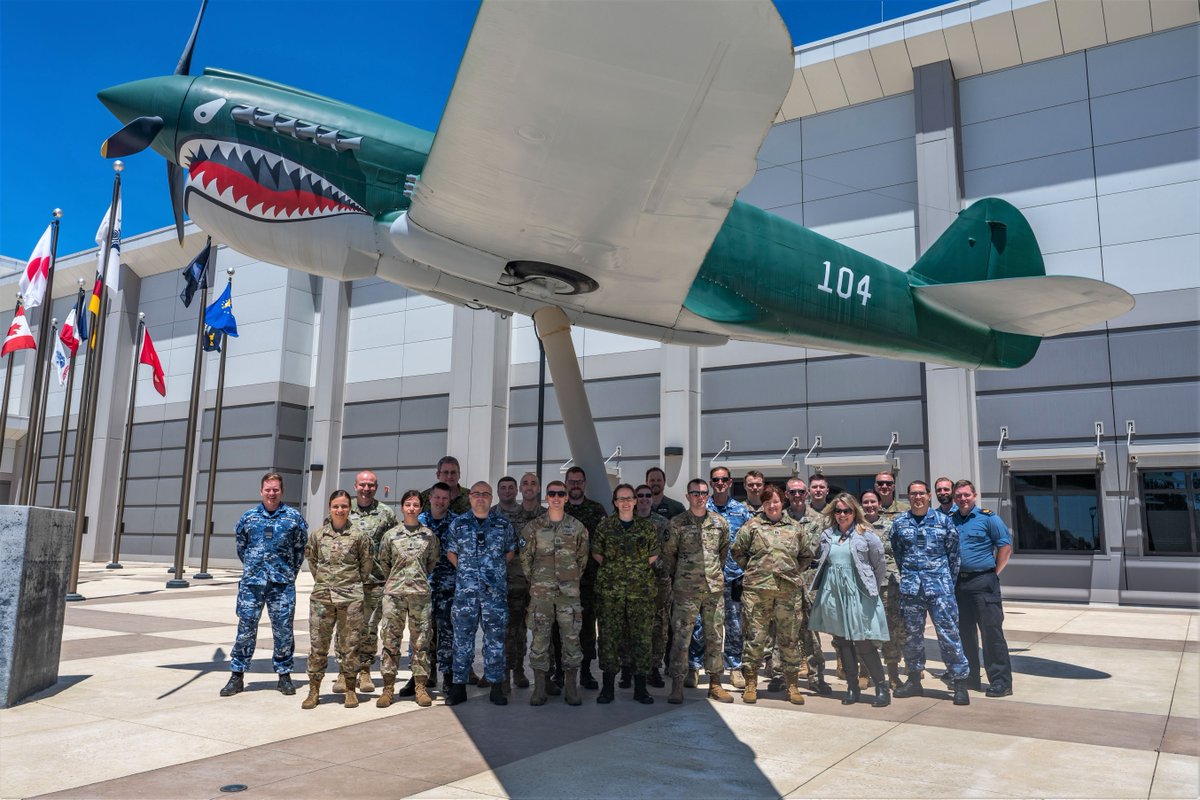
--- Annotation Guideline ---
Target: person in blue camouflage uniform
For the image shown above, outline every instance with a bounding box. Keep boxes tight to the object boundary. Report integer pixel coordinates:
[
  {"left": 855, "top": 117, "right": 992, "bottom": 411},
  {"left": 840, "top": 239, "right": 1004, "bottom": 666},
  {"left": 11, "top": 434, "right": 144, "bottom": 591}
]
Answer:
[
  {"left": 419, "top": 482, "right": 457, "bottom": 694},
  {"left": 687, "top": 466, "right": 752, "bottom": 688},
  {"left": 445, "top": 481, "right": 516, "bottom": 706},
  {"left": 889, "top": 480, "right": 971, "bottom": 705},
  {"left": 220, "top": 472, "right": 308, "bottom": 698}
]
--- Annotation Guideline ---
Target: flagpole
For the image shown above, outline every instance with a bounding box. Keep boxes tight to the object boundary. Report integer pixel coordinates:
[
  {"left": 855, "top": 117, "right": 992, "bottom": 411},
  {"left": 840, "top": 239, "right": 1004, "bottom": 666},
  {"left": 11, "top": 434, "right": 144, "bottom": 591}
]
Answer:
[
  {"left": 168, "top": 243, "right": 215, "bottom": 589},
  {"left": 67, "top": 161, "right": 122, "bottom": 603},
  {"left": 54, "top": 280, "right": 86, "bottom": 508},
  {"left": 108, "top": 313, "right": 145, "bottom": 570},
  {"left": 25, "top": 318, "right": 57, "bottom": 506},
  {"left": 196, "top": 265, "right": 231, "bottom": 580},
  {"left": 19, "top": 210, "right": 62, "bottom": 505},
  {"left": 0, "top": 297, "right": 25, "bottom": 489}
]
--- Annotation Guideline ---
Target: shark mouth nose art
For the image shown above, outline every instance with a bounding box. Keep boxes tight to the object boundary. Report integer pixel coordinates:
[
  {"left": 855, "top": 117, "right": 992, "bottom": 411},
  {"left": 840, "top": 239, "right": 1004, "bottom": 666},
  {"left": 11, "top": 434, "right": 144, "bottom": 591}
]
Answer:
[{"left": 179, "top": 138, "right": 366, "bottom": 221}]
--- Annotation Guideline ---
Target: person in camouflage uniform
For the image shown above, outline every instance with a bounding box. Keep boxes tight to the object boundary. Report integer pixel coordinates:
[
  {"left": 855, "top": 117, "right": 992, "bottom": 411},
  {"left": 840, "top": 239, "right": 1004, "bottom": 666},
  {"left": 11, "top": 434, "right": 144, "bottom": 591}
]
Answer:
[
  {"left": 339, "top": 470, "right": 398, "bottom": 695},
  {"left": 376, "top": 490, "right": 440, "bottom": 708},
  {"left": 494, "top": 474, "right": 543, "bottom": 694},
  {"left": 519, "top": 479, "right": 590, "bottom": 706},
  {"left": 662, "top": 478, "right": 732, "bottom": 704},
  {"left": 782, "top": 477, "right": 831, "bottom": 695},
  {"left": 635, "top": 484, "right": 672, "bottom": 688},
  {"left": 419, "top": 482, "right": 457, "bottom": 693},
  {"left": 861, "top": 488, "right": 904, "bottom": 689},
  {"left": 875, "top": 471, "right": 911, "bottom": 522},
  {"left": 420, "top": 456, "right": 471, "bottom": 517},
  {"left": 593, "top": 484, "right": 660, "bottom": 704},
  {"left": 564, "top": 465, "right": 608, "bottom": 690},
  {"left": 445, "top": 481, "right": 515, "bottom": 706},
  {"left": 221, "top": 471, "right": 308, "bottom": 699},
  {"left": 301, "top": 490, "right": 372, "bottom": 709},
  {"left": 734, "top": 484, "right": 813, "bottom": 705}
]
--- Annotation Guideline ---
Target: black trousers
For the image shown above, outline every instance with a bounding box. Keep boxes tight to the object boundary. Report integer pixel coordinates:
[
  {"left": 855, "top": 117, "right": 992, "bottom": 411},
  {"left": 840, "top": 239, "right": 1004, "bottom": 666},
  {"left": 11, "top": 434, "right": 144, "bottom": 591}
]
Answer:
[{"left": 955, "top": 570, "right": 1012, "bottom": 690}]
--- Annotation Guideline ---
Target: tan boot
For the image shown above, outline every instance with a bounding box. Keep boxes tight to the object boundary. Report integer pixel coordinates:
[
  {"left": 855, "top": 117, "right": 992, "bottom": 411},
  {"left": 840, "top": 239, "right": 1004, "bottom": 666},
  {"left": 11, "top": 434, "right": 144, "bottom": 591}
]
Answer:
[
  {"left": 530, "top": 670, "right": 548, "bottom": 706},
  {"left": 301, "top": 677, "right": 321, "bottom": 710},
  {"left": 342, "top": 674, "right": 359, "bottom": 708},
  {"left": 798, "top": 659, "right": 811, "bottom": 680},
  {"left": 358, "top": 669, "right": 375, "bottom": 693},
  {"left": 784, "top": 671, "right": 805, "bottom": 705},
  {"left": 668, "top": 677, "right": 684, "bottom": 704},
  {"left": 376, "top": 676, "right": 395, "bottom": 708},
  {"left": 684, "top": 668, "right": 698, "bottom": 688},
  {"left": 332, "top": 673, "right": 346, "bottom": 693},
  {"left": 742, "top": 667, "right": 758, "bottom": 704},
  {"left": 564, "top": 669, "right": 582, "bottom": 706},
  {"left": 730, "top": 668, "right": 746, "bottom": 689},
  {"left": 707, "top": 673, "right": 734, "bottom": 703},
  {"left": 414, "top": 676, "right": 432, "bottom": 707}
]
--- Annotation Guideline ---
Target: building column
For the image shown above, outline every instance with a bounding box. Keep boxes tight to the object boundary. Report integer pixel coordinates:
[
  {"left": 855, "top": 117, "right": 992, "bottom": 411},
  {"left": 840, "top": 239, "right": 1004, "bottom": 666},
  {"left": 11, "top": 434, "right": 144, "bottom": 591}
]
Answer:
[
  {"left": 447, "top": 307, "right": 510, "bottom": 486},
  {"left": 659, "top": 343, "right": 701, "bottom": 500},
  {"left": 304, "top": 278, "right": 351, "bottom": 523},
  {"left": 914, "top": 60, "right": 980, "bottom": 485}
]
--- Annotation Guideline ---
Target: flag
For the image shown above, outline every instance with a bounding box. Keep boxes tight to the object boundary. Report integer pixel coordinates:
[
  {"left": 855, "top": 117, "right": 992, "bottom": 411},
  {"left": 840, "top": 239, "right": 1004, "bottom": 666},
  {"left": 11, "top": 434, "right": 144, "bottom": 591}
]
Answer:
[
  {"left": 19, "top": 225, "right": 53, "bottom": 310},
  {"left": 179, "top": 240, "right": 211, "bottom": 307},
  {"left": 53, "top": 336, "right": 70, "bottom": 386},
  {"left": 83, "top": 276, "right": 103, "bottom": 349},
  {"left": 204, "top": 283, "right": 238, "bottom": 337},
  {"left": 201, "top": 326, "right": 223, "bottom": 352},
  {"left": 74, "top": 287, "right": 91, "bottom": 347},
  {"left": 94, "top": 198, "right": 122, "bottom": 294},
  {"left": 139, "top": 328, "right": 166, "bottom": 397},
  {"left": 2, "top": 307, "right": 37, "bottom": 357},
  {"left": 59, "top": 306, "right": 81, "bottom": 358}
]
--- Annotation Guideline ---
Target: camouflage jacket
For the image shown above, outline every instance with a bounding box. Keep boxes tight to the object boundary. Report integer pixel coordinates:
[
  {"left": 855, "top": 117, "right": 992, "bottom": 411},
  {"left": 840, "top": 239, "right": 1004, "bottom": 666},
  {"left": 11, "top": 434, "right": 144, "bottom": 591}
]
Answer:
[
  {"left": 519, "top": 513, "right": 590, "bottom": 600},
  {"left": 378, "top": 523, "right": 440, "bottom": 595},
  {"left": 864, "top": 515, "right": 898, "bottom": 579},
  {"left": 889, "top": 509, "right": 960, "bottom": 597},
  {"left": 420, "top": 484, "right": 471, "bottom": 517},
  {"left": 593, "top": 514, "right": 660, "bottom": 599},
  {"left": 878, "top": 498, "right": 911, "bottom": 526},
  {"left": 305, "top": 522, "right": 372, "bottom": 601},
  {"left": 446, "top": 509, "right": 515, "bottom": 595},
  {"left": 496, "top": 502, "right": 544, "bottom": 586},
  {"left": 235, "top": 503, "right": 308, "bottom": 586},
  {"left": 350, "top": 499, "right": 398, "bottom": 586},
  {"left": 662, "top": 510, "right": 729, "bottom": 596},
  {"left": 732, "top": 514, "right": 817, "bottom": 592},
  {"left": 639, "top": 511, "right": 673, "bottom": 584}
]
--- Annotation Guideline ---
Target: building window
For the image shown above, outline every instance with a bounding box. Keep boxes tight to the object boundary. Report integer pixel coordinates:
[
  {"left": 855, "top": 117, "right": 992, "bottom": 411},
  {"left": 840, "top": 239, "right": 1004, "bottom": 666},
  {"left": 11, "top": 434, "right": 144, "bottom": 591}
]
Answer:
[
  {"left": 1140, "top": 470, "right": 1200, "bottom": 555},
  {"left": 1012, "top": 472, "right": 1102, "bottom": 553}
]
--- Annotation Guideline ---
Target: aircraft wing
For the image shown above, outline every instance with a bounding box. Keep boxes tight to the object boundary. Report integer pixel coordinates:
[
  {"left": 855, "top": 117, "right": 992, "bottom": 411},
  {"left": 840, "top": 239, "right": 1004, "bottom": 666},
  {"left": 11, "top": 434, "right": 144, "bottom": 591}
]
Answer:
[{"left": 406, "top": 0, "right": 794, "bottom": 330}]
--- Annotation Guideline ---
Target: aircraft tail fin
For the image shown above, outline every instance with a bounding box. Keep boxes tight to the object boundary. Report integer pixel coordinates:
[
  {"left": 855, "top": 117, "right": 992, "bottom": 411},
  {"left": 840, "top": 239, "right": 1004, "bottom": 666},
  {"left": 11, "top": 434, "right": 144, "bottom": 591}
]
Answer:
[{"left": 909, "top": 197, "right": 1045, "bottom": 286}]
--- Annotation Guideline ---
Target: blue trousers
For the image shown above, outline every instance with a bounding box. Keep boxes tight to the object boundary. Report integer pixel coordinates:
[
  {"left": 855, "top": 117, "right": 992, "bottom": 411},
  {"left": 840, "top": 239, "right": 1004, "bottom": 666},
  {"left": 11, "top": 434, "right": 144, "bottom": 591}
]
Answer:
[
  {"left": 900, "top": 592, "right": 968, "bottom": 680},
  {"left": 451, "top": 590, "right": 508, "bottom": 684},
  {"left": 230, "top": 580, "right": 296, "bottom": 674},
  {"left": 432, "top": 576, "right": 456, "bottom": 673},
  {"left": 689, "top": 582, "right": 742, "bottom": 670}
]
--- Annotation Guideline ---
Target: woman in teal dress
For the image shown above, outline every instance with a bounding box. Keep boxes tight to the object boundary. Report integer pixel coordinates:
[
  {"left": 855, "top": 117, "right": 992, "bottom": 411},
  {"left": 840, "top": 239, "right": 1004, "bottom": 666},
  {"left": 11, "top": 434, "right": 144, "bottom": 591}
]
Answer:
[{"left": 809, "top": 492, "right": 891, "bottom": 707}]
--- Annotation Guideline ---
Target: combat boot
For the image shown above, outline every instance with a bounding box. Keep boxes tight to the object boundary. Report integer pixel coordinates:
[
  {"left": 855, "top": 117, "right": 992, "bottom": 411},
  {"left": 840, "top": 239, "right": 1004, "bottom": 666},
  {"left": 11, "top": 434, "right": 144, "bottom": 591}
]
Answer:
[
  {"left": 332, "top": 673, "right": 346, "bottom": 694},
  {"left": 277, "top": 673, "right": 295, "bottom": 695},
  {"left": 489, "top": 682, "right": 507, "bottom": 705},
  {"left": 376, "top": 676, "right": 395, "bottom": 708},
  {"left": 706, "top": 673, "right": 734, "bottom": 703},
  {"left": 767, "top": 672, "right": 783, "bottom": 692},
  {"left": 441, "top": 672, "right": 453, "bottom": 697},
  {"left": 873, "top": 683, "right": 891, "bottom": 708},
  {"left": 633, "top": 674, "right": 654, "bottom": 705},
  {"left": 564, "top": 669, "right": 582, "bottom": 706},
  {"left": 530, "top": 670, "right": 548, "bottom": 706},
  {"left": 668, "top": 677, "right": 684, "bottom": 704},
  {"left": 219, "top": 672, "right": 243, "bottom": 697},
  {"left": 502, "top": 672, "right": 512, "bottom": 696},
  {"left": 894, "top": 673, "right": 924, "bottom": 698},
  {"left": 414, "top": 676, "right": 432, "bottom": 707},
  {"left": 397, "top": 676, "right": 416, "bottom": 697},
  {"left": 579, "top": 658, "right": 599, "bottom": 690},
  {"left": 953, "top": 679, "right": 971, "bottom": 706},
  {"left": 729, "top": 668, "right": 746, "bottom": 689},
  {"left": 783, "top": 671, "right": 805, "bottom": 705},
  {"left": 300, "top": 677, "right": 321, "bottom": 709},
  {"left": 809, "top": 662, "right": 833, "bottom": 696},
  {"left": 468, "top": 668, "right": 481, "bottom": 686},
  {"left": 445, "top": 682, "right": 468, "bottom": 706},
  {"left": 618, "top": 666, "right": 632, "bottom": 689},
  {"left": 648, "top": 667, "right": 665, "bottom": 688},
  {"left": 684, "top": 668, "right": 698, "bottom": 688},
  {"left": 514, "top": 666, "right": 530, "bottom": 688},
  {"left": 741, "top": 667, "right": 758, "bottom": 704},
  {"left": 887, "top": 662, "right": 902, "bottom": 690},
  {"left": 797, "top": 659, "right": 811, "bottom": 680},
  {"left": 597, "top": 671, "right": 616, "bottom": 704},
  {"left": 548, "top": 666, "right": 563, "bottom": 695},
  {"left": 342, "top": 675, "right": 359, "bottom": 708},
  {"left": 357, "top": 669, "right": 375, "bottom": 693},
  {"left": 427, "top": 670, "right": 438, "bottom": 689},
  {"left": 478, "top": 675, "right": 492, "bottom": 688}
]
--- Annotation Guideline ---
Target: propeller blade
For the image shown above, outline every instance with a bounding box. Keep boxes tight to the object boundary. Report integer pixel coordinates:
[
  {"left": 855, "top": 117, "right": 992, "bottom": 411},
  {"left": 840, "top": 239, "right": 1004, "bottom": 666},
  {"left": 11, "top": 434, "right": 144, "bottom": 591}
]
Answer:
[
  {"left": 175, "top": 0, "right": 210, "bottom": 76},
  {"left": 168, "top": 160, "right": 186, "bottom": 244},
  {"left": 100, "top": 116, "right": 164, "bottom": 158}
]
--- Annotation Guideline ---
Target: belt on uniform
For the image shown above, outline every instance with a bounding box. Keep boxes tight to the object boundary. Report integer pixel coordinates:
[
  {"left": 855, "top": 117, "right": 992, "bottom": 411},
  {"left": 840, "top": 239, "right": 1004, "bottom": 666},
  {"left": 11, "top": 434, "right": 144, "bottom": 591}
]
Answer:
[{"left": 958, "top": 569, "right": 994, "bottom": 580}]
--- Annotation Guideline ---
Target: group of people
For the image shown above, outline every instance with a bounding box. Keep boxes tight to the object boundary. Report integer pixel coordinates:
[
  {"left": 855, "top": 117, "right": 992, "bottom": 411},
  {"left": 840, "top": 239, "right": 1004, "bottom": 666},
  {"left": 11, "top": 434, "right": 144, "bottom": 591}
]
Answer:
[{"left": 217, "top": 460, "right": 1013, "bottom": 712}]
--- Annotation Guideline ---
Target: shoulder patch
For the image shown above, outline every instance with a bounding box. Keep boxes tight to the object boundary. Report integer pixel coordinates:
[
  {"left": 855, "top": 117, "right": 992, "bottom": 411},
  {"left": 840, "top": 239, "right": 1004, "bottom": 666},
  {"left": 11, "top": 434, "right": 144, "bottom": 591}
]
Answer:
[{"left": 981, "top": 508, "right": 995, "bottom": 515}]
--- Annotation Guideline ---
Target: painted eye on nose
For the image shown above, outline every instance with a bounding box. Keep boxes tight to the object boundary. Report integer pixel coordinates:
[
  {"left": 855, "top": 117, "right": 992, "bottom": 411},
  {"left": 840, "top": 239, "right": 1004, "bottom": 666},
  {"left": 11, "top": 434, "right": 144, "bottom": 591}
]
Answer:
[{"left": 194, "top": 97, "right": 227, "bottom": 124}]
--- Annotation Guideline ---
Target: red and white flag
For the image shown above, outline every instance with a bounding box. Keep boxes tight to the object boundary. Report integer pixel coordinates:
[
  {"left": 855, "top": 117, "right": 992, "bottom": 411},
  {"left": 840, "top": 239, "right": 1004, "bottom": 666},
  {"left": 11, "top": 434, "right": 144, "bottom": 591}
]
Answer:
[
  {"left": 2, "top": 307, "right": 37, "bottom": 357},
  {"left": 139, "top": 328, "right": 166, "bottom": 397},
  {"left": 59, "top": 306, "right": 81, "bottom": 357},
  {"left": 19, "top": 225, "right": 53, "bottom": 310}
]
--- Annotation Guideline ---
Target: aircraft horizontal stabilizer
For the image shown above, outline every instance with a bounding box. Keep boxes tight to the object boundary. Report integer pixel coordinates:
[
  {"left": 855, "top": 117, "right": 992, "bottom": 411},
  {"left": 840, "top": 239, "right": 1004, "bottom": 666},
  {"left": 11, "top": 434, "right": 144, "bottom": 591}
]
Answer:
[{"left": 912, "top": 276, "right": 1135, "bottom": 337}]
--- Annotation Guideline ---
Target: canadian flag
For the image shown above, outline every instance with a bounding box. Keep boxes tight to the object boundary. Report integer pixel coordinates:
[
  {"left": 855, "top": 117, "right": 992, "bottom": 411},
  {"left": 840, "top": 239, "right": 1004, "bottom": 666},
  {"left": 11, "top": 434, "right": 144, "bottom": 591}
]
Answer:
[
  {"left": 2, "top": 307, "right": 37, "bottom": 357},
  {"left": 19, "top": 225, "right": 53, "bottom": 310},
  {"left": 139, "top": 328, "right": 166, "bottom": 397}
]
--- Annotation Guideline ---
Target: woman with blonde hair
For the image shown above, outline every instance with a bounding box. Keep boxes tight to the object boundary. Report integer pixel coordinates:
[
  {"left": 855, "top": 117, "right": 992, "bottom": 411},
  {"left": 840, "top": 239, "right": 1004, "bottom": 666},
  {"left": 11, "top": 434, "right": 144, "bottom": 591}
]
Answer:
[{"left": 808, "top": 492, "right": 891, "bottom": 707}]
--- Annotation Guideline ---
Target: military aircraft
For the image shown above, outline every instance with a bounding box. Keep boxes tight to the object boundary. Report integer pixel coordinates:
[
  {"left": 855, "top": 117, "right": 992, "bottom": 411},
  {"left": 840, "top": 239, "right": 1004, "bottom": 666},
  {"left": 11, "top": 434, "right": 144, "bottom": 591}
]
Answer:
[{"left": 98, "top": 0, "right": 1133, "bottom": 485}]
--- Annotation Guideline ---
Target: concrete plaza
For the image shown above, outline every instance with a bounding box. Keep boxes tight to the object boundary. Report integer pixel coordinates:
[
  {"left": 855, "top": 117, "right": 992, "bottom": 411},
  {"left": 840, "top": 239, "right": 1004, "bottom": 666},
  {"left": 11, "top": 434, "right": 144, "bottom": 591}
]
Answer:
[{"left": 1, "top": 562, "right": 1196, "bottom": 799}]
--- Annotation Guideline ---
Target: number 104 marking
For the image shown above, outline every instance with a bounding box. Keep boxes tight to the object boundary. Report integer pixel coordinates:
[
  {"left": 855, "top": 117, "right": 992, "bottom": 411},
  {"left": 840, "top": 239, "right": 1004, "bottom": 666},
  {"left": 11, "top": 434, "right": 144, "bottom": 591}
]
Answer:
[{"left": 818, "top": 261, "right": 872, "bottom": 306}]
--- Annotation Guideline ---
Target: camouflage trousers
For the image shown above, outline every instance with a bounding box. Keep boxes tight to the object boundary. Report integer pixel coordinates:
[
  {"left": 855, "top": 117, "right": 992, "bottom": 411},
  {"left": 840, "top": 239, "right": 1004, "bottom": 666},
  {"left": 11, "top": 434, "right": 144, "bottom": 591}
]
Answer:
[
  {"left": 528, "top": 593, "right": 582, "bottom": 672},
  {"left": 452, "top": 588, "right": 508, "bottom": 684},
  {"left": 230, "top": 580, "right": 296, "bottom": 674},
  {"left": 650, "top": 579, "right": 672, "bottom": 668},
  {"left": 742, "top": 588, "right": 800, "bottom": 671},
  {"left": 881, "top": 580, "right": 904, "bottom": 665},
  {"left": 689, "top": 582, "right": 742, "bottom": 669},
  {"left": 306, "top": 590, "right": 363, "bottom": 680},
  {"left": 505, "top": 578, "right": 530, "bottom": 672},
  {"left": 339, "top": 583, "right": 382, "bottom": 672},
  {"left": 432, "top": 575, "right": 456, "bottom": 675},
  {"left": 597, "top": 590, "right": 655, "bottom": 674},
  {"left": 671, "top": 590, "right": 724, "bottom": 678},
  {"left": 799, "top": 586, "right": 826, "bottom": 671},
  {"left": 900, "top": 591, "right": 968, "bottom": 680},
  {"left": 380, "top": 593, "right": 432, "bottom": 678}
]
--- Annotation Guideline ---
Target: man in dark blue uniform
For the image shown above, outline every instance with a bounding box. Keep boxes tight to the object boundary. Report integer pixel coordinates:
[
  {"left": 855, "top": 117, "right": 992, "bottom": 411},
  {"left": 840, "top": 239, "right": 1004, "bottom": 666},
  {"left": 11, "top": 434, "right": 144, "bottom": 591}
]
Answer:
[
  {"left": 221, "top": 471, "right": 308, "bottom": 697},
  {"left": 952, "top": 479, "right": 1014, "bottom": 698}
]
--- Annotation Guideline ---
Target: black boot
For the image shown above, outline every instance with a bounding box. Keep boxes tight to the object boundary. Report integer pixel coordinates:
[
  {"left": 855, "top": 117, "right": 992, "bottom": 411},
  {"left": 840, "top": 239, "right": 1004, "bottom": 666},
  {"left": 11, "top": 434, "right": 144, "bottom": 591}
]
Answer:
[
  {"left": 220, "top": 672, "right": 244, "bottom": 697},
  {"left": 597, "top": 671, "right": 616, "bottom": 704},
  {"left": 489, "top": 682, "right": 508, "bottom": 705},
  {"left": 894, "top": 672, "right": 924, "bottom": 698},
  {"left": 441, "top": 671, "right": 453, "bottom": 697},
  {"left": 857, "top": 643, "right": 888, "bottom": 708},
  {"left": 547, "top": 667, "right": 563, "bottom": 696},
  {"left": 619, "top": 666, "right": 632, "bottom": 689},
  {"left": 579, "top": 658, "right": 599, "bottom": 690},
  {"left": 648, "top": 666, "right": 665, "bottom": 688},
  {"left": 953, "top": 679, "right": 971, "bottom": 706},
  {"left": 840, "top": 644, "right": 860, "bottom": 705},
  {"left": 276, "top": 673, "right": 295, "bottom": 695},
  {"left": 445, "top": 682, "right": 468, "bottom": 706},
  {"left": 810, "top": 660, "right": 833, "bottom": 696},
  {"left": 427, "top": 670, "right": 438, "bottom": 689},
  {"left": 633, "top": 674, "right": 654, "bottom": 705},
  {"left": 398, "top": 676, "right": 417, "bottom": 697}
]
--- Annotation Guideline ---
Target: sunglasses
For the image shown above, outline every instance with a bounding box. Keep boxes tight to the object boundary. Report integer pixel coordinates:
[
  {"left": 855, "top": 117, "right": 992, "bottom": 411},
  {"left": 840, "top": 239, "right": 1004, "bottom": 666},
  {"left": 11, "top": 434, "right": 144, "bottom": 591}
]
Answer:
[
  {"left": 636, "top": 493, "right": 653, "bottom": 499},
  {"left": 546, "top": 490, "right": 567, "bottom": 498},
  {"left": 833, "top": 508, "right": 854, "bottom": 515},
  {"left": 711, "top": 476, "right": 732, "bottom": 483},
  {"left": 688, "top": 490, "right": 710, "bottom": 497},
  {"left": 786, "top": 489, "right": 807, "bottom": 495},
  {"left": 875, "top": 480, "right": 895, "bottom": 487}
]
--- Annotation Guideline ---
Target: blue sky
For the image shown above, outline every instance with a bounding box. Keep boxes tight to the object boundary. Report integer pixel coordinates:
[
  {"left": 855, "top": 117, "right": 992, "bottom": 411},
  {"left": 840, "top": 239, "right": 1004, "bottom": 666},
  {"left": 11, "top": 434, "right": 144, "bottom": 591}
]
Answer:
[{"left": 0, "top": 0, "right": 946, "bottom": 260}]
